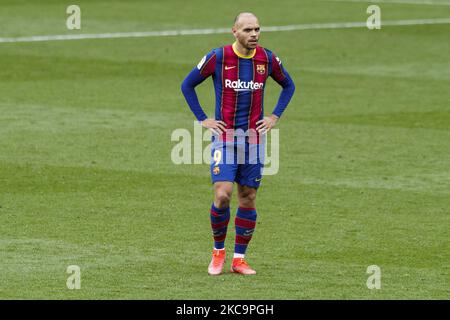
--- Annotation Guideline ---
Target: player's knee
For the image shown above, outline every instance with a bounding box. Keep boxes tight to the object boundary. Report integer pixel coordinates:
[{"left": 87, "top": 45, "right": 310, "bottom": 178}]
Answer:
[
  {"left": 215, "top": 190, "right": 232, "bottom": 207},
  {"left": 239, "top": 191, "right": 256, "bottom": 207},
  {"left": 240, "top": 190, "right": 256, "bottom": 202},
  {"left": 246, "top": 191, "right": 257, "bottom": 202}
]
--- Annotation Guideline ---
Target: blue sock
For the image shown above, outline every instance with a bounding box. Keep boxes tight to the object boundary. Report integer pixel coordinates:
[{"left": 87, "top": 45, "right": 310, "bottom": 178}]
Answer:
[
  {"left": 234, "top": 207, "right": 257, "bottom": 255},
  {"left": 210, "top": 203, "right": 230, "bottom": 249}
]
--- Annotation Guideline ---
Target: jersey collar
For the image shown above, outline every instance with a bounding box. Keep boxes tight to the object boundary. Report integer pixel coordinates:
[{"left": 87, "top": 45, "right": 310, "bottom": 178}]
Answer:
[{"left": 232, "top": 42, "right": 256, "bottom": 59}]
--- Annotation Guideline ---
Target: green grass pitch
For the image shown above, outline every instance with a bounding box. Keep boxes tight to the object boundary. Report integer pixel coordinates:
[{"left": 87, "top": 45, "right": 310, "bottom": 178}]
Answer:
[{"left": 0, "top": 0, "right": 449, "bottom": 299}]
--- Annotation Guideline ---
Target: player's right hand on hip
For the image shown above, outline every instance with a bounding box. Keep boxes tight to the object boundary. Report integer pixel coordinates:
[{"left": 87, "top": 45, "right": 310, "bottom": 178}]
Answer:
[{"left": 200, "top": 119, "right": 227, "bottom": 135}]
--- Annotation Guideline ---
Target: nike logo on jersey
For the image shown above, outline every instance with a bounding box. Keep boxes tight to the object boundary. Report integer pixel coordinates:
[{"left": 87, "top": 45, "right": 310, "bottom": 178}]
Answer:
[{"left": 225, "top": 66, "right": 236, "bottom": 70}]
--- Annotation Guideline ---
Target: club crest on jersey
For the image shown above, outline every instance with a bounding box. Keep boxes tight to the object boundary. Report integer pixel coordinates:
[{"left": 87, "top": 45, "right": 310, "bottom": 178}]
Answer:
[
  {"left": 213, "top": 166, "right": 220, "bottom": 175},
  {"left": 257, "top": 64, "right": 266, "bottom": 75}
]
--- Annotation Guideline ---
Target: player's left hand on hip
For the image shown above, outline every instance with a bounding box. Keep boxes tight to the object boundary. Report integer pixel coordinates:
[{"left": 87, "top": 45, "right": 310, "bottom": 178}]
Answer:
[{"left": 256, "top": 115, "right": 278, "bottom": 134}]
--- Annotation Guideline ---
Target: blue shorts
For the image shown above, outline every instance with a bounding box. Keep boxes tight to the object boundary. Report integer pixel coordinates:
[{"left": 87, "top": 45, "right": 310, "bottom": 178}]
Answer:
[{"left": 210, "top": 139, "right": 265, "bottom": 189}]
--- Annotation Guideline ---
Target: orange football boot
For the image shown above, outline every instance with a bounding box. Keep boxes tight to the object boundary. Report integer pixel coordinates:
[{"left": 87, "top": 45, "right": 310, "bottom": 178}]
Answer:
[
  {"left": 230, "top": 258, "right": 256, "bottom": 275},
  {"left": 208, "top": 249, "right": 226, "bottom": 275}
]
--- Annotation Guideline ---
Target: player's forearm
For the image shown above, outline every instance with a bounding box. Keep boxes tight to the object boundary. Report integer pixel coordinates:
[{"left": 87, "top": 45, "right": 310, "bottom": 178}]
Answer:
[
  {"left": 181, "top": 71, "right": 208, "bottom": 121},
  {"left": 272, "top": 73, "right": 295, "bottom": 118}
]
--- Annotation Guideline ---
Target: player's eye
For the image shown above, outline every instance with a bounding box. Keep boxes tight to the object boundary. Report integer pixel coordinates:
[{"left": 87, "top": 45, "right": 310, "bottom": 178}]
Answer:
[{"left": 255, "top": 28, "right": 260, "bottom": 32}]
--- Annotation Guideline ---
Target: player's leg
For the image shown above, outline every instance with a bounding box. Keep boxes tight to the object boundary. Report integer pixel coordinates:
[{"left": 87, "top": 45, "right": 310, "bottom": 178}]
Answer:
[
  {"left": 230, "top": 141, "right": 263, "bottom": 275},
  {"left": 208, "top": 181, "right": 233, "bottom": 275},
  {"left": 236, "top": 184, "right": 258, "bottom": 257},
  {"left": 237, "top": 183, "right": 257, "bottom": 208},
  {"left": 213, "top": 181, "right": 233, "bottom": 208},
  {"left": 210, "top": 181, "right": 233, "bottom": 251},
  {"left": 208, "top": 141, "right": 237, "bottom": 275},
  {"left": 230, "top": 183, "right": 258, "bottom": 275},
  {"left": 210, "top": 144, "right": 236, "bottom": 250}
]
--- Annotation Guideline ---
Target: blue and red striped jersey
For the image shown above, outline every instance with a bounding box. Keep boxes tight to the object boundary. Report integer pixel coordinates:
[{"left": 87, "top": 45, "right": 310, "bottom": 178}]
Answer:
[{"left": 182, "top": 42, "right": 295, "bottom": 142}]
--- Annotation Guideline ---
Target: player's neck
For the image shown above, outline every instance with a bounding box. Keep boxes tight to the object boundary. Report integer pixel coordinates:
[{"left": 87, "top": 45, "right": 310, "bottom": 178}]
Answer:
[{"left": 232, "top": 42, "right": 256, "bottom": 59}]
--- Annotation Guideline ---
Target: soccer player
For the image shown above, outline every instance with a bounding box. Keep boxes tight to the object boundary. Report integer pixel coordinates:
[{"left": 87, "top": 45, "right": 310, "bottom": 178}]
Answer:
[{"left": 181, "top": 12, "right": 295, "bottom": 275}]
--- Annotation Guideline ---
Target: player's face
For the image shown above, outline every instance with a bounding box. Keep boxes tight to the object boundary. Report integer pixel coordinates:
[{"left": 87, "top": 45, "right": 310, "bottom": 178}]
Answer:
[{"left": 233, "top": 17, "right": 260, "bottom": 50}]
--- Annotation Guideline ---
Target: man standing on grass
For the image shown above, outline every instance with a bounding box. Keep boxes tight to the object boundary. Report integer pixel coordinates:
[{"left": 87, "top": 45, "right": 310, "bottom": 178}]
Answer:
[{"left": 181, "top": 12, "right": 295, "bottom": 275}]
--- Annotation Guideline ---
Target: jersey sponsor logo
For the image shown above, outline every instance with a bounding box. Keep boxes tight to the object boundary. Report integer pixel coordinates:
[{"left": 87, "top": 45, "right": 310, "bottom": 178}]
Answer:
[
  {"left": 256, "top": 64, "right": 266, "bottom": 75},
  {"left": 224, "top": 79, "right": 264, "bottom": 92},
  {"left": 225, "top": 65, "right": 236, "bottom": 70},
  {"left": 197, "top": 55, "right": 206, "bottom": 70}
]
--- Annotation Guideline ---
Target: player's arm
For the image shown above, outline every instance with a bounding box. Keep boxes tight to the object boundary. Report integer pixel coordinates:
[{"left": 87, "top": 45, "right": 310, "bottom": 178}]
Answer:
[
  {"left": 256, "top": 53, "right": 295, "bottom": 134},
  {"left": 181, "top": 51, "right": 227, "bottom": 134},
  {"left": 270, "top": 53, "right": 296, "bottom": 119}
]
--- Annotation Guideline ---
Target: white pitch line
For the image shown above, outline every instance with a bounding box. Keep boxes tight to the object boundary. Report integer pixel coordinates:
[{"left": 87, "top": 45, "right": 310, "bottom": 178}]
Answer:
[
  {"left": 325, "top": 0, "right": 450, "bottom": 6},
  {"left": 0, "top": 18, "right": 449, "bottom": 44}
]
